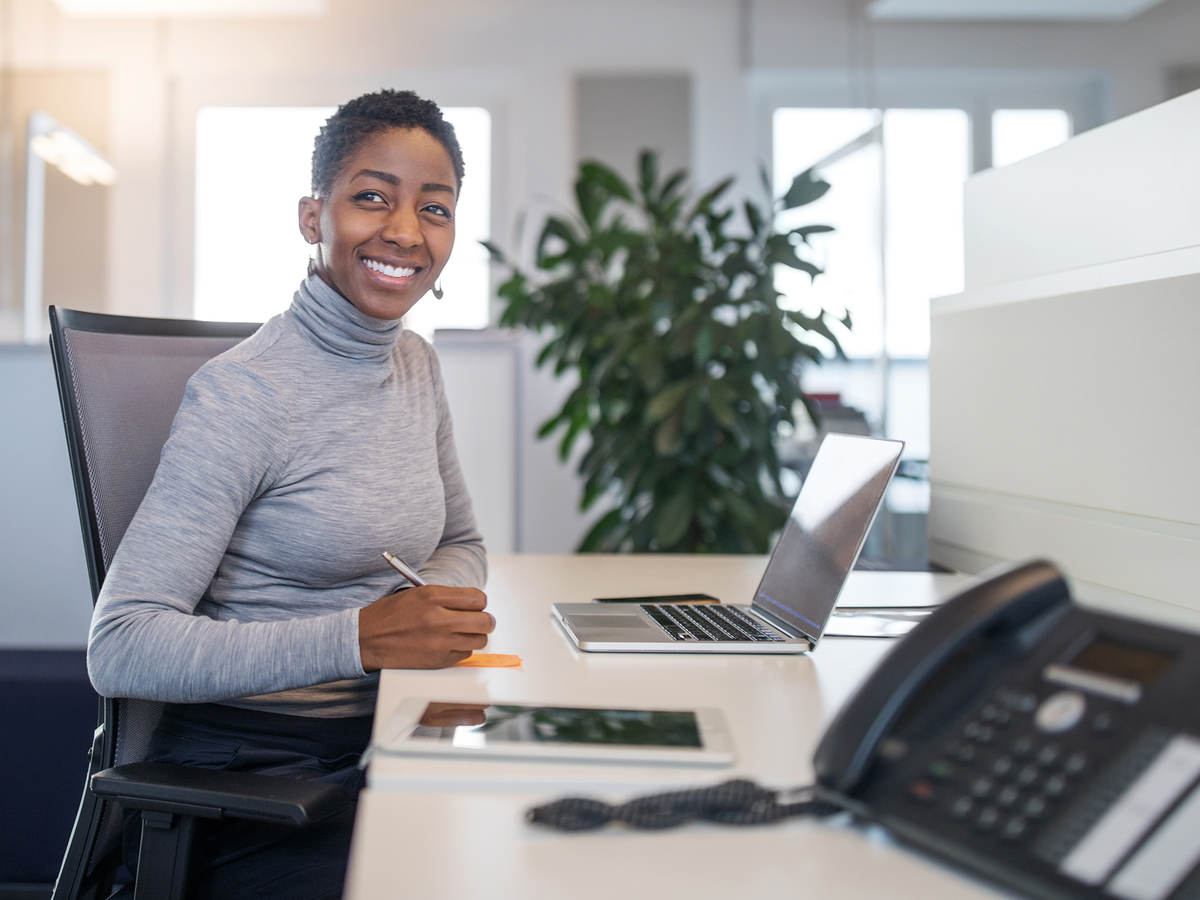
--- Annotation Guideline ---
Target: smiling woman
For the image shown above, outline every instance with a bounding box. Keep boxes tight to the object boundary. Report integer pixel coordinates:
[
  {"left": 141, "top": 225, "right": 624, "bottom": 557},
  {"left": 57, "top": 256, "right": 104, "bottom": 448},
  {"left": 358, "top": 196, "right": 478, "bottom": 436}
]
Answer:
[{"left": 88, "top": 89, "right": 492, "bottom": 899}]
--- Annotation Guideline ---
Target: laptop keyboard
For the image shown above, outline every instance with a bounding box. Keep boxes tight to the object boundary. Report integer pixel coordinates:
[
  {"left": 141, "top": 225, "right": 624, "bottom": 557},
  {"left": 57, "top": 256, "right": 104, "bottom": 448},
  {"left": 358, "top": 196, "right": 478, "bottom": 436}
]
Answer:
[{"left": 640, "top": 603, "right": 786, "bottom": 642}]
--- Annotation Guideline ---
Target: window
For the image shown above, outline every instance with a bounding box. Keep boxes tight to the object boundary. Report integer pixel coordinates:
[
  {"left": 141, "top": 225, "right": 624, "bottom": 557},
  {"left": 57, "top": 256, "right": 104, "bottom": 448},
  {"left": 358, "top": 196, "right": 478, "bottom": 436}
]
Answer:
[
  {"left": 194, "top": 106, "right": 491, "bottom": 336},
  {"left": 772, "top": 104, "right": 1070, "bottom": 460},
  {"left": 773, "top": 107, "right": 968, "bottom": 362}
]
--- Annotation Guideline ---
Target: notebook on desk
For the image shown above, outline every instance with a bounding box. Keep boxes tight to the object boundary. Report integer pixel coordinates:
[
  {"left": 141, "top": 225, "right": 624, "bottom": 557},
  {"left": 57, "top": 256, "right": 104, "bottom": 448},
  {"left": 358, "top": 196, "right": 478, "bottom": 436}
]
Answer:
[{"left": 552, "top": 433, "right": 920, "bottom": 654}]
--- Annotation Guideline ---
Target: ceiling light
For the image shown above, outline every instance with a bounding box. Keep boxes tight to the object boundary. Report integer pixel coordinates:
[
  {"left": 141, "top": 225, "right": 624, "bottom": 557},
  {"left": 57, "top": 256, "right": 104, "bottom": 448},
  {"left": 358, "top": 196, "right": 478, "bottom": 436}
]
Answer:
[
  {"left": 867, "top": 0, "right": 1166, "bottom": 21},
  {"left": 29, "top": 112, "right": 116, "bottom": 186}
]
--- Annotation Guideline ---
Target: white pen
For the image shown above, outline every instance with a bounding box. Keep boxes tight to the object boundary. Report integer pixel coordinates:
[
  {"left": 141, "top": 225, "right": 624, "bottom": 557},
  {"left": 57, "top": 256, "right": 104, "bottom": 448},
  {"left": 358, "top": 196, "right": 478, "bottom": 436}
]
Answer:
[{"left": 381, "top": 550, "right": 427, "bottom": 587}]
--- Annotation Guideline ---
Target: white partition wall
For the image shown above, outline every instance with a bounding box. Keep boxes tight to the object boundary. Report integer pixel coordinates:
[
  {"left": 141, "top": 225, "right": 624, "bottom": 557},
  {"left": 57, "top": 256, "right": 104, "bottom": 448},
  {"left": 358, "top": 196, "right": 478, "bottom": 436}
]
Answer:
[
  {"left": 929, "top": 89, "right": 1200, "bottom": 622},
  {"left": 433, "top": 331, "right": 521, "bottom": 555}
]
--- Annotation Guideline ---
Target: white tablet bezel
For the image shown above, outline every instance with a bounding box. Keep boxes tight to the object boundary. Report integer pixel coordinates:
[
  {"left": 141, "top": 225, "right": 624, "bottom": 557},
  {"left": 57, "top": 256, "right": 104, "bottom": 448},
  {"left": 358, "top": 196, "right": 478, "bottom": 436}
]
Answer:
[{"left": 377, "top": 699, "right": 735, "bottom": 767}]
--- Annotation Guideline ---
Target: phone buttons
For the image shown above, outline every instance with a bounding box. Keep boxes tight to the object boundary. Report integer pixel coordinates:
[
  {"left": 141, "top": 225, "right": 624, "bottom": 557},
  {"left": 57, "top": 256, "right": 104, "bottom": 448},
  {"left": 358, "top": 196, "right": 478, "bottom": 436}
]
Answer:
[
  {"left": 1035, "top": 690, "right": 1086, "bottom": 733},
  {"left": 975, "top": 806, "right": 1001, "bottom": 832},
  {"left": 1023, "top": 795, "right": 1049, "bottom": 819},
  {"left": 1002, "top": 816, "right": 1029, "bottom": 841}
]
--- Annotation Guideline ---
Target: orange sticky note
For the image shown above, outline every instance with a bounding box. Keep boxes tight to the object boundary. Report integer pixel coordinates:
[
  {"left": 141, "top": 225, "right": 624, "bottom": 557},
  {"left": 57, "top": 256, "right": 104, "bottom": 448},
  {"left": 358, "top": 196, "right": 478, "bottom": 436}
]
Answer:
[{"left": 453, "top": 653, "right": 522, "bottom": 668}]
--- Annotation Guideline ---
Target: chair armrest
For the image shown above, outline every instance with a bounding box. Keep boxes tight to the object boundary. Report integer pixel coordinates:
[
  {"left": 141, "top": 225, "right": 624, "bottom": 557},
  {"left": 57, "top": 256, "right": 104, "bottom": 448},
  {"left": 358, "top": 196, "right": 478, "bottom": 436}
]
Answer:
[{"left": 92, "top": 762, "right": 346, "bottom": 827}]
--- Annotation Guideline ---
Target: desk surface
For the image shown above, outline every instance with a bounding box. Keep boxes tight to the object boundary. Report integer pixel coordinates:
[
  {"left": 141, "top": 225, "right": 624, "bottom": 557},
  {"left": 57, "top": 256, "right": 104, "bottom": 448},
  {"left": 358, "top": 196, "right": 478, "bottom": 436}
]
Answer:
[{"left": 346, "top": 553, "right": 994, "bottom": 899}]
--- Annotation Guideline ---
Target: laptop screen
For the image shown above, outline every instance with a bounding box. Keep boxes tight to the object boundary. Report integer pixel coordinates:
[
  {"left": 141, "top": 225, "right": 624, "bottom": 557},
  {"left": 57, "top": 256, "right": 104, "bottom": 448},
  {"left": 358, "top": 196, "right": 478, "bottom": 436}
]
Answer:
[{"left": 749, "top": 433, "right": 904, "bottom": 643}]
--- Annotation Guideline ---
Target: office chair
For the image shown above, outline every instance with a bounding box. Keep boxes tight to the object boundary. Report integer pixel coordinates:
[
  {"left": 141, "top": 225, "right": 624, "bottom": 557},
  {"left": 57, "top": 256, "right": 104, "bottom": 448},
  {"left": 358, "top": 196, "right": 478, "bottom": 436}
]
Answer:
[{"left": 48, "top": 307, "right": 344, "bottom": 900}]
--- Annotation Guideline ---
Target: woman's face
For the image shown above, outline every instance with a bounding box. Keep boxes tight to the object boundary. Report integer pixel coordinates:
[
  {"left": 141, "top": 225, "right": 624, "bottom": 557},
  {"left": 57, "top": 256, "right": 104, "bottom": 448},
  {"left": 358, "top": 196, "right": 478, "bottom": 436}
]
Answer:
[{"left": 299, "top": 126, "right": 457, "bottom": 320}]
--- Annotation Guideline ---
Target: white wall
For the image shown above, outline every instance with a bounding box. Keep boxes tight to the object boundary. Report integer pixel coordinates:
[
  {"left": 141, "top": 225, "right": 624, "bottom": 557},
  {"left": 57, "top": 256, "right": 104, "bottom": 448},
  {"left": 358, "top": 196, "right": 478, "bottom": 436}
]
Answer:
[{"left": 929, "top": 88, "right": 1200, "bottom": 626}]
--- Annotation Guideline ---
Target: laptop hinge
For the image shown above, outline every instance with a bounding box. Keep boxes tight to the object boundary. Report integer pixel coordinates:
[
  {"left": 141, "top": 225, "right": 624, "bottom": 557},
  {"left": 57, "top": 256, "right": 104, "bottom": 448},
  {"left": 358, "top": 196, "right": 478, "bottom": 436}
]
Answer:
[{"left": 749, "top": 605, "right": 816, "bottom": 647}]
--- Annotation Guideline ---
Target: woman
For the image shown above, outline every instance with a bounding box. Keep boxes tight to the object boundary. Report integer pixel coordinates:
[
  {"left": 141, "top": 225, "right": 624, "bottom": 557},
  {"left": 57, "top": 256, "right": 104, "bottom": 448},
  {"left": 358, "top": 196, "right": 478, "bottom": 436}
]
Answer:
[{"left": 89, "top": 89, "right": 492, "bottom": 897}]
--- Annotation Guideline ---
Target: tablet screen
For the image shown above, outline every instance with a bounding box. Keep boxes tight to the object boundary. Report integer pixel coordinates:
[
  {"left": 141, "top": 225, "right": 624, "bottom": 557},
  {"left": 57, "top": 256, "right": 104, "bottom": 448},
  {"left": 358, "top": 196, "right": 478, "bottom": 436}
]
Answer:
[{"left": 408, "top": 702, "right": 703, "bottom": 749}]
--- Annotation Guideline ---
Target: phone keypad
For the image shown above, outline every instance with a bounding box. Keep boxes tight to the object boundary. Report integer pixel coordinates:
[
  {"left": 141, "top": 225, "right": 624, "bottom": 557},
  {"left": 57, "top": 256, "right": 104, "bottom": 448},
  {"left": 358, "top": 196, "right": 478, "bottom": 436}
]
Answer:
[{"left": 906, "top": 686, "right": 1107, "bottom": 845}]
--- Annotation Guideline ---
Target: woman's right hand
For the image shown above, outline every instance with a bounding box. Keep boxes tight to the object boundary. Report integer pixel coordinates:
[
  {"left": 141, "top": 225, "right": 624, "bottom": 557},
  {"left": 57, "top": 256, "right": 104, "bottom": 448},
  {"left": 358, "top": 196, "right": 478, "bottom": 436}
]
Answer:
[{"left": 357, "top": 585, "right": 494, "bottom": 672}]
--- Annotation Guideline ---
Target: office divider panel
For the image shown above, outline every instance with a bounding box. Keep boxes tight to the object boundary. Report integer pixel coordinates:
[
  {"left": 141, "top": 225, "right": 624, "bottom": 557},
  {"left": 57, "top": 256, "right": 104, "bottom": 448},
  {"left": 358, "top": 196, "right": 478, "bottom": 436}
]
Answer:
[{"left": 929, "top": 88, "right": 1200, "bottom": 622}]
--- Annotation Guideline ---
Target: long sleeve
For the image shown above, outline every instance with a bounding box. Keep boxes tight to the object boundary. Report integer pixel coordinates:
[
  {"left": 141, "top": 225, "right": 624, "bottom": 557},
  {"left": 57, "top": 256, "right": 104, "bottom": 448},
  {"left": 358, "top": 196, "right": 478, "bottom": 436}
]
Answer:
[
  {"left": 87, "top": 361, "right": 365, "bottom": 704},
  {"left": 86, "top": 276, "right": 488, "bottom": 716}
]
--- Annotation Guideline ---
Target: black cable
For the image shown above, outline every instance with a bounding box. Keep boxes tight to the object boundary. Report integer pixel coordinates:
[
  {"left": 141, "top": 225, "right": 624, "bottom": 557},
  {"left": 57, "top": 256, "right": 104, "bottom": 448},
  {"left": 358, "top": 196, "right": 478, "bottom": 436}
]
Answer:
[{"left": 526, "top": 778, "right": 843, "bottom": 832}]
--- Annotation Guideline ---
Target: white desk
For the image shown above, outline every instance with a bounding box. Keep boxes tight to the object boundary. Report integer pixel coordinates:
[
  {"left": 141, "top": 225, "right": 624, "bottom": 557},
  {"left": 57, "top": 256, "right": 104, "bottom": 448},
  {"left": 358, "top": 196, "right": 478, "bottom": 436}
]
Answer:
[{"left": 345, "top": 553, "right": 994, "bottom": 899}]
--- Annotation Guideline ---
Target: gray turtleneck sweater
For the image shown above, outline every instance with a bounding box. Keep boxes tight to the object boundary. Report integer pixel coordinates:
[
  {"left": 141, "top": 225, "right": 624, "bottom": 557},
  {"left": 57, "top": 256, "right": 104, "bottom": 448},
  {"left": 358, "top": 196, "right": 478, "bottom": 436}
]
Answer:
[{"left": 87, "top": 275, "right": 487, "bottom": 717}]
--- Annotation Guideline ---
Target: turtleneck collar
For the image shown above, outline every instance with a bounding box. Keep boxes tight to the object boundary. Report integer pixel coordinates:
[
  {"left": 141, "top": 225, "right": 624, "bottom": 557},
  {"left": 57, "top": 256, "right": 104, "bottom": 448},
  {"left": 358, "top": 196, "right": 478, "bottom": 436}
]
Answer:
[{"left": 288, "top": 273, "right": 401, "bottom": 362}]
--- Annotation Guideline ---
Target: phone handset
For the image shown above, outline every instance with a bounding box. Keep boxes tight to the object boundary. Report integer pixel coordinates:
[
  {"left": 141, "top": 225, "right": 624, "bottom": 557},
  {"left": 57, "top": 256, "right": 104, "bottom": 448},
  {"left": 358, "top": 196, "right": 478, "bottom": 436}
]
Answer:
[{"left": 813, "top": 558, "right": 1071, "bottom": 795}]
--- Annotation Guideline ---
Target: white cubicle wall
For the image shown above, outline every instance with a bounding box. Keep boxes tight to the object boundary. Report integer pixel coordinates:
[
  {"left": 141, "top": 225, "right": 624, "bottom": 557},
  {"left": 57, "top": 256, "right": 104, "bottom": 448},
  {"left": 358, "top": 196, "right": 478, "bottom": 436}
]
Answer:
[
  {"left": 433, "top": 329, "right": 598, "bottom": 557},
  {"left": 929, "top": 89, "right": 1200, "bottom": 622},
  {"left": 0, "top": 347, "right": 93, "bottom": 647}
]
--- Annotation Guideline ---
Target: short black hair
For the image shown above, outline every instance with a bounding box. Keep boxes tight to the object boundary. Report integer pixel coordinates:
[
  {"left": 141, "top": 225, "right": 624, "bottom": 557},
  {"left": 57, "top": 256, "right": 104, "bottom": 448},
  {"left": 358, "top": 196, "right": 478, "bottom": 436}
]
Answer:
[{"left": 311, "top": 88, "right": 465, "bottom": 197}]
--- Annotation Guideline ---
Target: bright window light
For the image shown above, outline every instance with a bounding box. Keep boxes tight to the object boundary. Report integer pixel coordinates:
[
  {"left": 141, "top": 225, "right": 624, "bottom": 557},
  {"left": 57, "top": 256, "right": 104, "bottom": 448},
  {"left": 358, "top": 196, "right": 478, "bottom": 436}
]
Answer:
[
  {"left": 992, "top": 109, "right": 1071, "bottom": 168},
  {"left": 773, "top": 108, "right": 880, "bottom": 359},
  {"left": 883, "top": 109, "right": 968, "bottom": 358},
  {"left": 194, "top": 105, "right": 491, "bottom": 335},
  {"left": 772, "top": 107, "right": 967, "bottom": 360}
]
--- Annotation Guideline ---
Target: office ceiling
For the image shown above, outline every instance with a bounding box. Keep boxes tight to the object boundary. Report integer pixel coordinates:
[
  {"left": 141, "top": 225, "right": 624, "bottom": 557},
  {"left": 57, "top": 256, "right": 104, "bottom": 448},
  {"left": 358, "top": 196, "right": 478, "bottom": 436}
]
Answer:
[
  {"left": 53, "top": 0, "right": 324, "bottom": 15},
  {"left": 867, "top": 0, "right": 1167, "bottom": 20},
  {"left": 49, "top": 0, "right": 1169, "bottom": 20}
]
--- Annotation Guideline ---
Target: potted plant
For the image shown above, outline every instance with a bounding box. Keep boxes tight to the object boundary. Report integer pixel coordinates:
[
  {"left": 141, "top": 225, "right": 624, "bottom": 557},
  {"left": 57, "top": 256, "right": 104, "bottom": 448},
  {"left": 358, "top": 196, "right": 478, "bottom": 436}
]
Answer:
[{"left": 484, "top": 150, "right": 848, "bottom": 553}]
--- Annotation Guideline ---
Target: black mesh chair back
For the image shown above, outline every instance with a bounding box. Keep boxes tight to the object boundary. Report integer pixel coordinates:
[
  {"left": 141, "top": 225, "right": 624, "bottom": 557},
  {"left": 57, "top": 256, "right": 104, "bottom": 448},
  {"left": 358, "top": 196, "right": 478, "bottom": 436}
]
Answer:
[{"left": 49, "top": 306, "right": 259, "bottom": 899}]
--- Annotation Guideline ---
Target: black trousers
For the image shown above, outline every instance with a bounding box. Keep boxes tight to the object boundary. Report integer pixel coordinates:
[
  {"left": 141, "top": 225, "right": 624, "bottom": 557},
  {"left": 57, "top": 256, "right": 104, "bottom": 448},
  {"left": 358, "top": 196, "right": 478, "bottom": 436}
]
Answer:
[{"left": 122, "top": 702, "right": 373, "bottom": 900}]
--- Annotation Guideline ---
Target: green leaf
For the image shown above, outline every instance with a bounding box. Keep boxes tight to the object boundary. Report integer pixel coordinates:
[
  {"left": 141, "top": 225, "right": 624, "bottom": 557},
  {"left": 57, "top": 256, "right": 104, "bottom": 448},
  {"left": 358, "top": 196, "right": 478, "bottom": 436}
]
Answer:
[
  {"left": 658, "top": 170, "right": 687, "bottom": 204},
  {"left": 744, "top": 200, "right": 764, "bottom": 239},
  {"left": 786, "top": 224, "right": 835, "bottom": 244},
  {"left": 654, "top": 489, "right": 693, "bottom": 548},
  {"left": 535, "top": 216, "right": 580, "bottom": 269},
  {"left": 578, "top": 507, "right": 625, "bottom": 552},
  {"left": 534, "top": 340, "right": 559, "bottom": 369},
  {"left": 708, "top": 382, "right": 737, "bottom": 430},
  {"left": 638, "top": 149, "right": 659, "bottom": 200},
  {"left": 769, "top": 248, "right": 822, "bottom": 279},
  {"left": 575, "top": 178, "right": 604, "bottom": 230},
  {"left": 646, "top": 381, "right": 691, "bottom": 423},
  {"left": 724, "top": 490, "right": 759, "bottom": 527},
  {"left": 782, "top": 167, "right": 831, "bottom": 210},
  {"left": 687, "top": 176, "right": 734, "bottom": 222},
  {"left": 536, "top": 414, "right": 561, "bottom": 439},
  {"left": 758, "top": 161, "right": 772, "bottom": 200},
  {"left": 580, "top": 160, "right": 634, "bottom": 202},
  {"left": 692, "top": 325, "right": 714, "bottom": 367},
  {"left": 558, "top": 413, "right": 587, "bottom": 461},
  {"left": 479, "top": 239, "right": 508, "bottom": 263},
  {"left": 654, "top": 410, "right": 683, "bottom": 455}
]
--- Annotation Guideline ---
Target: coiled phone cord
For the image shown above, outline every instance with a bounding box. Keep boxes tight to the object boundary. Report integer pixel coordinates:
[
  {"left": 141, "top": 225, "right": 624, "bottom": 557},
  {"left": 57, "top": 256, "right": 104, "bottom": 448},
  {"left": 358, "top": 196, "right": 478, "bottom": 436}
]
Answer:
[{"left": 526, "top": 779, "right": 844, "bottom": 832}]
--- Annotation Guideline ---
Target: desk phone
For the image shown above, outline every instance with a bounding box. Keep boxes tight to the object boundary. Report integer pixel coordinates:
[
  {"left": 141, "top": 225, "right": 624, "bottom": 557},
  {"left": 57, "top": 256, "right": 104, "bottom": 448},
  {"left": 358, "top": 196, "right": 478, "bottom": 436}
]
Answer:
[{"left": 815, "top": 559, "right": 1200, "bottom": 900}]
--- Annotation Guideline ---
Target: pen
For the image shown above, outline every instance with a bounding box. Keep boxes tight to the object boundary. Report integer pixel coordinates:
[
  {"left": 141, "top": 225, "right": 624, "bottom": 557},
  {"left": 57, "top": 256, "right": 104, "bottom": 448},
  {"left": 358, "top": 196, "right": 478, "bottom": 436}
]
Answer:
[{"left": 381, "top": 550, "right": 427, "bottom": 587}]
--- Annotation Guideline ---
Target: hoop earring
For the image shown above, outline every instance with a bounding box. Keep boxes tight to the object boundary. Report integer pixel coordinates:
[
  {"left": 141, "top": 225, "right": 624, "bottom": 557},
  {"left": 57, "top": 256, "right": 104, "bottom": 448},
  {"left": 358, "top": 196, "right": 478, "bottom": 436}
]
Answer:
[{"left": 432, "top": 281, "right": 444, "bottom": 300}]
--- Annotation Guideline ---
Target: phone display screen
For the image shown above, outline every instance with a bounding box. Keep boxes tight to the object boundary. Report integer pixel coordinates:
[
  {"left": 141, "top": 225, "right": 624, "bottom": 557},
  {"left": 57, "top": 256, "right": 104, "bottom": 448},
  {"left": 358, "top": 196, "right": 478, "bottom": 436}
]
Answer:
[
  {"left": 409, "top": 703, "right": 703, "bottom": 749},
  {"left": 1068, "top": 637, "right": 1173, "bottom": 686}
]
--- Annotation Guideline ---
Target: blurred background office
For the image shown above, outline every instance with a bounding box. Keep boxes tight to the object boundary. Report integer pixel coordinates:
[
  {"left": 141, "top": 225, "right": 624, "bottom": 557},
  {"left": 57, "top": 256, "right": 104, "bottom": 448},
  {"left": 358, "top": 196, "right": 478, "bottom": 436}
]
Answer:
[{"left": 2, "top": 1, "right": 1198, "bottom": 893}]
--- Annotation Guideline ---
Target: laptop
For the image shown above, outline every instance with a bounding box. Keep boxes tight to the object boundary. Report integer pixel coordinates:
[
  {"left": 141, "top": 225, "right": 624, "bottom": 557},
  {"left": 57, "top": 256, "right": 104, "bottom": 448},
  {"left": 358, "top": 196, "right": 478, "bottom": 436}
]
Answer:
[{"left": 552, "top": 433, "right": 910, "bottom": 653}]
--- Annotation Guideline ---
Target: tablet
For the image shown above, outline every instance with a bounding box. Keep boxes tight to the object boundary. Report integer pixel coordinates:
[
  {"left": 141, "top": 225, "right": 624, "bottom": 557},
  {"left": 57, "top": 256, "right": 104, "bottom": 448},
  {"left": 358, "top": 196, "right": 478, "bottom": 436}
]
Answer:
[{"left": 377, "top": 700, "right": 735, "bottom": 767}]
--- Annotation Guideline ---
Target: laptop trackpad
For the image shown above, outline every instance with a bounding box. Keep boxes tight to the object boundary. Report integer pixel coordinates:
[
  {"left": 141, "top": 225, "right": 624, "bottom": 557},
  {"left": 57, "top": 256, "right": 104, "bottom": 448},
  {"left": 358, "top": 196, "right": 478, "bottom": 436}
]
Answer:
[{"left": 570, "top": 614, "right": 650, "bottom": 631}]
